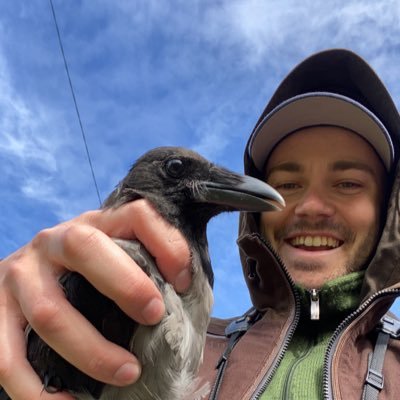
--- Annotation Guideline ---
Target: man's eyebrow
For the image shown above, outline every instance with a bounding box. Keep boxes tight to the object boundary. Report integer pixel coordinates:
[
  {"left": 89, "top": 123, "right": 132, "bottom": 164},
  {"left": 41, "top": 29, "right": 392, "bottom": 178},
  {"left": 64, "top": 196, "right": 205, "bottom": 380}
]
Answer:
[
  {"left": 265, "top": 160, "right": 378, "bottom": 179},
  {"left": 331, "top": 160, "right": 376, "bottom": 176},
  {"left": 266, "top": 162, "right": 302, "bottom": 178}
]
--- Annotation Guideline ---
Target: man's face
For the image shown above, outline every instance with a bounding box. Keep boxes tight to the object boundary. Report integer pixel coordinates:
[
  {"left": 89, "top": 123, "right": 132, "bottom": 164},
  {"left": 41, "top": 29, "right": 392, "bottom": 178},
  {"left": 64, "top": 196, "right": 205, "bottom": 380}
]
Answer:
[{"left": 260, "top": 126, "right": 386, "bottom": 289}]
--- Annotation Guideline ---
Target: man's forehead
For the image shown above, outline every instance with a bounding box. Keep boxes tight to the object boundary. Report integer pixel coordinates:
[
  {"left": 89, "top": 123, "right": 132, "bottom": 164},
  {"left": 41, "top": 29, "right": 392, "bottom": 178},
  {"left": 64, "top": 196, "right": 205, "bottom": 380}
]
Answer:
[{"left": 264, "top": 126, "right": 386, "bottom": 174}]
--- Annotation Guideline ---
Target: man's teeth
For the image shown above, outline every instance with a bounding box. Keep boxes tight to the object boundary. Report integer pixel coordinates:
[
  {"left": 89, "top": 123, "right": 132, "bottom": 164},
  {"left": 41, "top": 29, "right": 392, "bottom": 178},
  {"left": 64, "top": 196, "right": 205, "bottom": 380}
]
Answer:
[{"left": 290, "top": 236, "right": 340, "bottom": 248}]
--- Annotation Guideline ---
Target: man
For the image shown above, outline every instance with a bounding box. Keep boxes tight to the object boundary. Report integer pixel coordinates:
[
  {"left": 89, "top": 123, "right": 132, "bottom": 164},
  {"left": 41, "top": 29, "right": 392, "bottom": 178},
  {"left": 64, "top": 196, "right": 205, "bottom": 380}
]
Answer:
[
  {"left": 194, "top": 50, "right": 400, "bottom": 399},
  {"left": 1, "top": 49, "right": 400, "bottom": 399}
]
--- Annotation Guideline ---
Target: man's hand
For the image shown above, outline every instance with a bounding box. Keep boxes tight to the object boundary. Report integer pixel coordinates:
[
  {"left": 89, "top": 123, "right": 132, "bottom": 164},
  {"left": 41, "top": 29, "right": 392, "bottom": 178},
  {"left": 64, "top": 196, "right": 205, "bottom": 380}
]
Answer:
[{"left": 0, "top": 199, "right": 191, "bottom": 399}]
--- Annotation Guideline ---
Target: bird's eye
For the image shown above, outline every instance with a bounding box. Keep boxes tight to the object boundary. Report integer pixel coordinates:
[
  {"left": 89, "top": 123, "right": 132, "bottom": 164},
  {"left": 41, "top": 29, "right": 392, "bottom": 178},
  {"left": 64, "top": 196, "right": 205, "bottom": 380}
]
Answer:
[{"left": 165, "top": 158, "right": 185, "bottom": 178}]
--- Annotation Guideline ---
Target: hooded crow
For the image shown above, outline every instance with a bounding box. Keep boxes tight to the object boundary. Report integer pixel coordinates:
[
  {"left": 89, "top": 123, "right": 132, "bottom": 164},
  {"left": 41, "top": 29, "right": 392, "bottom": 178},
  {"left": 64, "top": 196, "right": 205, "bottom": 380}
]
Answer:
[{"left": 1, "top": 147, "right": 284, "bottom": 400}]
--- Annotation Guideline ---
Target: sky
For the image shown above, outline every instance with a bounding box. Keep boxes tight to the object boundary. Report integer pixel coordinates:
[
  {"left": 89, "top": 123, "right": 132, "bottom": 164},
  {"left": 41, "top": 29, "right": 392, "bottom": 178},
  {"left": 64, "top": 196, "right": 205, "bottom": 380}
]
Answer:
[{"left": 1, "top": 0, "right": 400, "bottom": 318}]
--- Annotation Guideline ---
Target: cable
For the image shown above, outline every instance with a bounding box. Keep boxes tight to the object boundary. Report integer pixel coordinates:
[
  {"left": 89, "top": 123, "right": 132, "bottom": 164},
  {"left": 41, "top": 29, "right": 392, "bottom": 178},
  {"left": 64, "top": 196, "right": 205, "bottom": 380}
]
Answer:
[{"left": 49, "top": 0, "right": 102, "bottom": 206}]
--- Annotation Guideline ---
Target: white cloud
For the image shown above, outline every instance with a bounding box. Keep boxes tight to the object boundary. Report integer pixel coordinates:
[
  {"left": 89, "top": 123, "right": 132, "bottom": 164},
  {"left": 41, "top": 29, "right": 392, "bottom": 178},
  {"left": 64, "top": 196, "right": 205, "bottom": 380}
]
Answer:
[
  {"left": 201, "top": 0, "right": 400, "bottom": 67},
  {"left": 20, "top": 176, "right": 62, "bottom": 210},
  {"left": 0, "top": 43, "right": 96, "bottom": 221},
  {"left": 192, "top": 105, "right": 232, "bottom": 160},
  {"left": 0, "top": 40, "right": 60, "bottom": 163}
]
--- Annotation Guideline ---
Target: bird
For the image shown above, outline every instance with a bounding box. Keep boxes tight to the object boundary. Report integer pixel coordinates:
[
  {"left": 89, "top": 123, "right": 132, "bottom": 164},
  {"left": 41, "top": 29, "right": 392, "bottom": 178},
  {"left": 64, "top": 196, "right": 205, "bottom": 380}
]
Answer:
[{"left": 0, "top": 147, "right": 284, "bottom": 400}]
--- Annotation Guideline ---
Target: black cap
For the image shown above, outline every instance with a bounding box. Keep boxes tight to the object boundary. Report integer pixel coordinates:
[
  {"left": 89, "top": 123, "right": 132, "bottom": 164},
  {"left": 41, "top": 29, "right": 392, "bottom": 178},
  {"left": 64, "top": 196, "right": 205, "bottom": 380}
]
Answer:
[{"left": 245, "top": 49, "right": 400, "bottom": 175}]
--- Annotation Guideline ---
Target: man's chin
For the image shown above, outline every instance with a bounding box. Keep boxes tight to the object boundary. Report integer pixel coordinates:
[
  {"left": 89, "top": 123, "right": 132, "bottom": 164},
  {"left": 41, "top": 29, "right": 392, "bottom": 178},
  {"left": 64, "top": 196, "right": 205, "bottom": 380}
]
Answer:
[
  {"left": 291, "top": 273, "right": 335, "bottom": 289},
  {"left": 285, "top": 260, "right": 346, "bottom": 289}
]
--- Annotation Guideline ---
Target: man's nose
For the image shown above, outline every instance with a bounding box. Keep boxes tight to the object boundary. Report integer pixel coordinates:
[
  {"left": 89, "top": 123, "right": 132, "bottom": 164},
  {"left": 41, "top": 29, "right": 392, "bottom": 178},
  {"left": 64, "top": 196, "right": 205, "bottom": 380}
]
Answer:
[{"left": 294, "top": 187, "right": 335, "bottom": 218}]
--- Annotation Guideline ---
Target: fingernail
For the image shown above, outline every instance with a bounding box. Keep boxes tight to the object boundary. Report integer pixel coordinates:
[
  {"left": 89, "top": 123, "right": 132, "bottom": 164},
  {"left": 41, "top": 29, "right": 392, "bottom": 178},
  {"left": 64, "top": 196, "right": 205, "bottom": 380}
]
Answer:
[
  {"left": 113, "top": 362, "right": 141, "bottom": 385},
  {"left": 174, "top": 268, "right": 191, "bottom": 293},
  {"left": 141, "top": 297, "right": 165, "bottom": 325}
]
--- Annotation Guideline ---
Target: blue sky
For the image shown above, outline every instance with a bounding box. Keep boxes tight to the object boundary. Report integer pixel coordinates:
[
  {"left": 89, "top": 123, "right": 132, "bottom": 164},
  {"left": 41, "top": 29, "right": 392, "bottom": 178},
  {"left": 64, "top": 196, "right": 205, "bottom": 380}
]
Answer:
[{"left": 1, "top": 0, "right": 400, "bottom": 317}]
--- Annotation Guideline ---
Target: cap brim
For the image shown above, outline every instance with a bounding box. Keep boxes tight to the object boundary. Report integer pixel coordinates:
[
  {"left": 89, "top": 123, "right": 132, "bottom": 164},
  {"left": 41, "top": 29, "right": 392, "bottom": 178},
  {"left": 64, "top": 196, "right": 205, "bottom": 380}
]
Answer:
[{"left": 249, "top": 92, "right": 394, "bottom": 172}]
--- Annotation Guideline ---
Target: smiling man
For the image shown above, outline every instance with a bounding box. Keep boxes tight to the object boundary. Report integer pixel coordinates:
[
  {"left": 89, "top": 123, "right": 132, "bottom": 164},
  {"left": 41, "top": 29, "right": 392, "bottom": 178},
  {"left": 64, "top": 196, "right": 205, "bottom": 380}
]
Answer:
[{"left": 199, "top": 49, "right": 400, "bottom": 400}]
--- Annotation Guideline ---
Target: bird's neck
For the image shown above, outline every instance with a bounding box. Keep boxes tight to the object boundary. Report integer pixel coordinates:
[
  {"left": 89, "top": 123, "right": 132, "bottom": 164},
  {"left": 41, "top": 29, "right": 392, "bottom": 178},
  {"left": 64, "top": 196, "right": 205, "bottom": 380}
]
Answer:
[{"left": 184, "top": 222, "right": 214, "bottom": 288}]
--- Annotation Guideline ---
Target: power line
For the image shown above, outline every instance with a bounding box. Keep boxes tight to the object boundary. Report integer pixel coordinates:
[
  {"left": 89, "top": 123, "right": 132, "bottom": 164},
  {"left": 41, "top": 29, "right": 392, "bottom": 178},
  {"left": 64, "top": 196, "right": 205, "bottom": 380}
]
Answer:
[{"left": 49, "top": 0, "right": 102, "bottom": 206}]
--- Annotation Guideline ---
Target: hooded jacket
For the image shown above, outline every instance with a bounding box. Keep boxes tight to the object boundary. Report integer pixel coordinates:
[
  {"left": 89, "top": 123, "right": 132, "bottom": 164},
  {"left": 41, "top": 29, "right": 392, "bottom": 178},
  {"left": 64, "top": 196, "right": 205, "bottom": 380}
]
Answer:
[
  {"left": 196, "top": 158, "right": 400, "bottom": 399},
  {"left": 196, "top": 50, "right": 400, "bottom": 400}
]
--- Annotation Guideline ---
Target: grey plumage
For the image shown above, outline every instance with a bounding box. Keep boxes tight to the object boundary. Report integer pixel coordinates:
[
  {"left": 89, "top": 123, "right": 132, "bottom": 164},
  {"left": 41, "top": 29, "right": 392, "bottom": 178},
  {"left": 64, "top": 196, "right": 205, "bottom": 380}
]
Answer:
[{"left": 1, "top": 147, "right": 284, "bottom": 400}]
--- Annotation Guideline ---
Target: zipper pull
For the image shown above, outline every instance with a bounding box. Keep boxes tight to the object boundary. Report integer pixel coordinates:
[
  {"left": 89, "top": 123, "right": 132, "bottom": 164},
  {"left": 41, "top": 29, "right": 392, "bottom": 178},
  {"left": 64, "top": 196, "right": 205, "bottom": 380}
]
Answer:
[{"left": 310, "top": 289, "right": 320, "bottom": 320}]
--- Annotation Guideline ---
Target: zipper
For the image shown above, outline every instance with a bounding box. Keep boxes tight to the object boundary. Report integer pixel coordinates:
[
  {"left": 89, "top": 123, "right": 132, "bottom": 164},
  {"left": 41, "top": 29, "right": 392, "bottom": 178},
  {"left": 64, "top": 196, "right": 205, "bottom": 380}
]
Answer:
[
  {"left": 209, "top": 308, "right": 262, "bottom": 400},
  {"left": 249, "top": 235, "right": 301, "bottom": 400},
  {"left": 310, "top": 289, "right": 320, "bottom": 320},
  {"left": 322, "top": 288, "right": 400, "bottom": 400}
]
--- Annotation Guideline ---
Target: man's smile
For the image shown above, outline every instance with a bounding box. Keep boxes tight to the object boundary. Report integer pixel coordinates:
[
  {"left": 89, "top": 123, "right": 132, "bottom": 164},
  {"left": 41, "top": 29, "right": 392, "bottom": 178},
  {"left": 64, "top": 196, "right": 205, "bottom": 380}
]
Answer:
[{"left": 286, "top": 235, "right": 343, "bottom": 251}]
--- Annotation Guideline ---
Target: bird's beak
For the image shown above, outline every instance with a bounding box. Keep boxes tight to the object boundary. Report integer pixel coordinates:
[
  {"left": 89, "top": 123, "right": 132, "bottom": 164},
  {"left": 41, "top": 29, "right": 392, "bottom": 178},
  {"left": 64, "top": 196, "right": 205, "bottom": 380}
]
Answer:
[{"left": 199, "top": 174, "right": 285, "bottom": 212}]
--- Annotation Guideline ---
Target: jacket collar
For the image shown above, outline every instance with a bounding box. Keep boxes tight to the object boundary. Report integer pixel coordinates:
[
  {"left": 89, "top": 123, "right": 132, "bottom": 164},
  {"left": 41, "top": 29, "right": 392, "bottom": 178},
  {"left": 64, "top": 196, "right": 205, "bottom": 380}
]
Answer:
[{"left": 296, "top": 271, "right": 364, "bottom": 327}]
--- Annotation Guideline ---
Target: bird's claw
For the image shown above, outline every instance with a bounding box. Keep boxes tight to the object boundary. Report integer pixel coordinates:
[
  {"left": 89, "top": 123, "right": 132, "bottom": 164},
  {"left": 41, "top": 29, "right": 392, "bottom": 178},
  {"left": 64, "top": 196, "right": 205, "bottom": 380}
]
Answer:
[{"left": 43, "top": 372, "right": 64, "bottom": 393}]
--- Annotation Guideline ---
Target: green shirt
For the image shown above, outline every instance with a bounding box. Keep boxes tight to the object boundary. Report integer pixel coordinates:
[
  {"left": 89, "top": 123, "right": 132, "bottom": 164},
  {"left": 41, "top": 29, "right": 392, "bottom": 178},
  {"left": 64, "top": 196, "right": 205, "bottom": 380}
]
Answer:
[{"left": 261, "top": 271, "right": 365, "bottom": 400}]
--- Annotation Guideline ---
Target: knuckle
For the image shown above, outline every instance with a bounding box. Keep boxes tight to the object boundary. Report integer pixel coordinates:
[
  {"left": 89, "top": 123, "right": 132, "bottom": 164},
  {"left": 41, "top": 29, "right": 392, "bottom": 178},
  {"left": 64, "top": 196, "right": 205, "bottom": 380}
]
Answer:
[
  {"left": 29, "top": 298, "right": 63, "bottom": 333},
  {"left": 134, "top": 199, "right": 162, "bottom": 223},
  {"left": 163, "top": 235, "right": 190, "bottom": 270},
  {"left": 61, "top": 224, "right": 102, "bottom": 262},
  {"left": 31, "top": 227, "right": 54, "bottom": 250},
  {"left": 127, "top": 200, "right": 156, "bottom": 228},
  {"left": 3, "top": 258, "right": 26, "bottom": 287},
  {"left": 1, "top": 245, "right": 35, "bottom": 286},
  {"left": 78, "top": 209, "right": 100, "bottom": 224},
  {"left": 130, "top": 198, "right": 149, "bottom": 212},
  {"left": 119, "top": 272, "right": 151, "bottom": 305}
]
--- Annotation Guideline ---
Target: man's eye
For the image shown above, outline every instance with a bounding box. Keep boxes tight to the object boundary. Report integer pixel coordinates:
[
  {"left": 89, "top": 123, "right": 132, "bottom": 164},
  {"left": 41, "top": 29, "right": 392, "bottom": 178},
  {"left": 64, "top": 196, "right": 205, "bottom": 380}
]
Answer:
[
  {"left": 275, "top": 183, "right": 300, "bottom": 190},
  {"left": 278, "top": 182, "right": 299, "bottom": 189},
  {"left": 336, "top": 181, "right": 363, "bottom": 192},
  {"left": 337, "top": 181, "right": 361, "bottom": 188}
]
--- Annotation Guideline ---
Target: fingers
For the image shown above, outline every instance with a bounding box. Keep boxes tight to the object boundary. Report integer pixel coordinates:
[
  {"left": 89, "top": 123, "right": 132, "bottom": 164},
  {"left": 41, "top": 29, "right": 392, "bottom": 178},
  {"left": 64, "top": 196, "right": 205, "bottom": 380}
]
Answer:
[
  {"left": 35, "top": 223, "right": 165, "bottom": 325},
  {"left": 128, "top": 201, "right": 192, "bottom": 292},
  {"left": 4, "top": 252, "right": 141, "bottom": 389},
  {"left": 0, "top": 289, "right": 73, "bottom": 400},
  {"left": 79, "top": 199, "right": 192, "bottom": 292},
  {"left": 26, "top": 298, "right": 141, "bottom": 387}
]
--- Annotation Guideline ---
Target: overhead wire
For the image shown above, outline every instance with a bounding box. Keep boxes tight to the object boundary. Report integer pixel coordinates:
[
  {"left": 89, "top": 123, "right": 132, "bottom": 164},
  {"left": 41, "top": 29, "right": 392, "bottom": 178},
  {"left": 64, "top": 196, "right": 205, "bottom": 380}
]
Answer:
[{"left": 48, "top": 0, "right": 102, "bottom": 206}]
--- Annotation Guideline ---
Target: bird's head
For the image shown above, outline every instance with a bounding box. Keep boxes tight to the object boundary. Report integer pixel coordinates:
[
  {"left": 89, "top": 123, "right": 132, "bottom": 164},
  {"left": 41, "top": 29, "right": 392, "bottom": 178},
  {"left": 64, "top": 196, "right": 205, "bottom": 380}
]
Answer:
[
  {"left": 103, "top": 147, "right": 284, "bottom": 286},
  {"left": 103, "top": 146, "right": 284, "bottom": 222}
]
